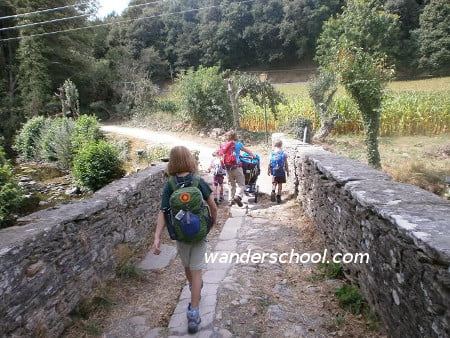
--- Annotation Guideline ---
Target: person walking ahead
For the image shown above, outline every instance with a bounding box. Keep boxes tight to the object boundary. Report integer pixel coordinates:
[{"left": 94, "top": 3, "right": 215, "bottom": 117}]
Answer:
[
  {"left": 218, "top": 130, "right": 255, "bottom": 207},
  {"left": 152, "top": 146, "right": 217, "bottom": 333},
  {"left": 268, "top": 139, "right": 289, "bottom": 203}
]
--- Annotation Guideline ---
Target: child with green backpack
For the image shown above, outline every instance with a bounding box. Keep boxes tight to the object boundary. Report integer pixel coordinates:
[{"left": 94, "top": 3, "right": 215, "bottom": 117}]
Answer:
[{"left": 152, "top": 146, "right": 217, "bottom": 334}]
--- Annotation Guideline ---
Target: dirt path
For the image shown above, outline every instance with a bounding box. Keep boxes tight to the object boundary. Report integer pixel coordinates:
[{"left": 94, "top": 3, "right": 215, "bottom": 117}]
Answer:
[{"left": 64, "top": 126, "right": 384, "bottom": 337}]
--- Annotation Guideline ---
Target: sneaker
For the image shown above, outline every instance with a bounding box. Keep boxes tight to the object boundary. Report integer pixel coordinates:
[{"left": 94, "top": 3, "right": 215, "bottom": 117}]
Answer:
[
  {"left": 276, "top": 195, "right": 282, "bottom": 203},
  {"left": 233, "top": 195, "right": 243, "bottom": 207},
  {"left": 187, "top": 303, "right": 201, "bottom": 333},
  {"left": 271, "top": 190, "right": 276, "bottom": 202}
]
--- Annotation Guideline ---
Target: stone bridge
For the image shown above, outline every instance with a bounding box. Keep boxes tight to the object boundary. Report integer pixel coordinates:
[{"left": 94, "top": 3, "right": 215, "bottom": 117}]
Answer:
[{"left": 0, "top": 136, "right": 449, "bottom": 337}]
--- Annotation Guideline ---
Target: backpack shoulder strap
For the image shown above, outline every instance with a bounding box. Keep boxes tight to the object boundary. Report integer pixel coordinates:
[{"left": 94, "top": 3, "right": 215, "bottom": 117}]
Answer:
[
  {"left": 168, "top": 176, "right": 178, "bottom": 192},
  {"left": 191, "top": 175, "right": 200, "bottom": 188},
  {"left": 170, "top": 175, "right": 198, "bottom": 190}
]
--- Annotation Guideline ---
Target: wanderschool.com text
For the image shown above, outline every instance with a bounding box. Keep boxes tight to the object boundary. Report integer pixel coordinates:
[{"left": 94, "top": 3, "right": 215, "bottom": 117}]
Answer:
[{"left": 205, "top": 249, "right": 370, "bottom": 265}]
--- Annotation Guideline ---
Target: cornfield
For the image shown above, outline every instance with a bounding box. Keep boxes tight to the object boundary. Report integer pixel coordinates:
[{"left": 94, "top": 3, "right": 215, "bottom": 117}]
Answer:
[{"left": 240, "top": 78, "right": 450, "bottom": 136}]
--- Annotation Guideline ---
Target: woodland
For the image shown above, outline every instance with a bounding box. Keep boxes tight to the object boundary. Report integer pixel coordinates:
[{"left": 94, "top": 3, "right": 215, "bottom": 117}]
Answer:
[{"left": 1, "top": 0, "right": 449, "bottom": 150}]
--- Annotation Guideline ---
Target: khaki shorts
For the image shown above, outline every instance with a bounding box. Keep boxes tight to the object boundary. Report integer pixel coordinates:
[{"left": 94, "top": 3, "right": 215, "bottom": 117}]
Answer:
[{"left": 176, "top": 239, "right": 207, "bottom": 270}]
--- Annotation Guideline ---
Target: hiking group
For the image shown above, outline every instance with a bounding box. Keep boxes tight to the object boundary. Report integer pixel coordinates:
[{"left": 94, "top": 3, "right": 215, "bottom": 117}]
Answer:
[{"left": 151, "top": 133, "right": 289, "bottom": 334}]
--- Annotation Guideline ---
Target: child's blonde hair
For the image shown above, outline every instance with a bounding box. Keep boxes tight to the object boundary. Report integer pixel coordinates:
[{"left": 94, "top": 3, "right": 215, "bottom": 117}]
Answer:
[{"left": 167, "top": 146, "right": 197, "bottom": 176}]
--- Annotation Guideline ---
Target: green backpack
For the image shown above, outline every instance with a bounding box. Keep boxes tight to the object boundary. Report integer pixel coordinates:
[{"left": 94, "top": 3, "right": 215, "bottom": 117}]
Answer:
[{"left": 165, "top": 175, "right": 212, "bottom": 243}]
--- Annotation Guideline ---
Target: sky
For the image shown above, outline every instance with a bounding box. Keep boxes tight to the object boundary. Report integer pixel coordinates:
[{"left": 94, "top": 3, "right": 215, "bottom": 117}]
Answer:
[{"left": 97, "top": 0, "right": 131, "bottom": 18}]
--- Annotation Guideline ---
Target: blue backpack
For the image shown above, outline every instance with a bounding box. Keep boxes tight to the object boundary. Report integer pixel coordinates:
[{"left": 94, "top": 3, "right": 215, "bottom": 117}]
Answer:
[{"left": 270, "top": 151, "right": 285, "bottom": 177}]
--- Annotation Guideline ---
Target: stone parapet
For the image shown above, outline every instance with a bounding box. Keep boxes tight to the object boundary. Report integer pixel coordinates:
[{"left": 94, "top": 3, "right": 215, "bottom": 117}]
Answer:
[
  {"left": 282, "top": 137, "right": 450, "bottom": 338},
  {"left": 0, "top": 165, "right": 166, "bottom": 337}
]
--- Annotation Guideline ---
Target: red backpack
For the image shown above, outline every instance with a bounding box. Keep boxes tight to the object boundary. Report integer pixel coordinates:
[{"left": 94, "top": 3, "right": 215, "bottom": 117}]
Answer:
[{"left": 219, "top": 141, "right": 237, "bottom": 169}]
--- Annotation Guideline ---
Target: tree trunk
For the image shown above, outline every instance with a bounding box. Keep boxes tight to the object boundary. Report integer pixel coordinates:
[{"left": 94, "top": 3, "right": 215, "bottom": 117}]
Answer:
[
  {"left": 227, "top": 79, "right": 241, "bottom": 130},
  {"left": 312, "top": 103, "right": 339, "bottom": 141},
  {"left": 363, "top": 112, "right": 381, "bottom": 169}
]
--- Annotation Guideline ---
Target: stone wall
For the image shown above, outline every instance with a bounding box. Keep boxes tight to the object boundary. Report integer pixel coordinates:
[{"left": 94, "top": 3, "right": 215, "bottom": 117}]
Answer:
[
  {"left": 283, "top": 139, "right": 450, "bottom": 338},
  {"left": 0, "top": 165, "right": 166, "bottom": 337}
]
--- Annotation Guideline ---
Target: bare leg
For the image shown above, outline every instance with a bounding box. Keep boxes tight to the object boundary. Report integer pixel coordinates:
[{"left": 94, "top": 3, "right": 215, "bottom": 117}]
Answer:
[
  {"left": 277, "top": 183, "right": 283, "bottom": 195},
  {"left": 189, "top": 270, "right": 202, "bottom": 308}
]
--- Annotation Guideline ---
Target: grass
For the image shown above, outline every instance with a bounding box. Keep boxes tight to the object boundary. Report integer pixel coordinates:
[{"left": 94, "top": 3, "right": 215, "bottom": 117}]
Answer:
[
  {"left": 256, "top": 77, "right": 450, "bottom": 136},
  {"left": 321, "top": 134, "right": 450, "bottom": 197},
  {"left": 274, "top": 76, "right": 450, "bottom": 94}
]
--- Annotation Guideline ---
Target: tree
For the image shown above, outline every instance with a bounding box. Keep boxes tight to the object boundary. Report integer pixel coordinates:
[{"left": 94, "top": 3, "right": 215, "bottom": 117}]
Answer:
[
  {"left": 337, "top": 46, "right": 394, "bottom": 168},
  {"left": 243, "top": 0, "right": 285, "bottom": 64},
  {"left": 308, "top": 70, "right": 339, "bottom": 141},
  {"left": 384, "top": 0, "right": 425, "bottom": 69},
  {"left": 17, "top": 38, "right": 52, "bottom": 115},
  {"left": 415, "top": 0, "right": 450, "bottom": 75},
  {"left": 174, "top": 66, "right": 233, "bottom": 129},
  {"left": 280, "top": 0, "right": 344, "bottom": 60},
  {"left": 316, "top": 0, "right": 399, "bottom": 168},
  {"left": 227, "top": 73, "right": 284, "bottom": 130}
]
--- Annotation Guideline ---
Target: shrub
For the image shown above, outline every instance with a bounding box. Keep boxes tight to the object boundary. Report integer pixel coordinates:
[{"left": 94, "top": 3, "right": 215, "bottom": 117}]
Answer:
[
  {"left": 318, "top": 262, "right": 344, "bottom": 279},
  {"left": 334, "top": 284, "right": 364, "bottom": 315},
  {"left": 0, "top": 146, "right": 24, "bottom": 228},
  {"left": 14, "top": 116, "right": 46, "bottom": 158},
  {"left": 145, "top": 144, "right": 170, "bottom": 164},
  {"left": 285, "top": 117, "right": 313, "bottom": 142},
  {"left": 174, "top": 66, "right": 233, "bottom": 129},
  {"left": 38, "top": 118, "right": 75, "bottom": 168},
  {"left": 72, "top": 140, "right": 125, "bottom": 191},
  {"left": 71, "top": 115, "right": 104, "bottom": 151}
]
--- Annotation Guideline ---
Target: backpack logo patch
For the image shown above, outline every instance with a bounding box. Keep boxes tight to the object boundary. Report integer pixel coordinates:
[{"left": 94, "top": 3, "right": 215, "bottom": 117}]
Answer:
[{"left": 180, "top": 193, "right": 191, "bottom": 203}]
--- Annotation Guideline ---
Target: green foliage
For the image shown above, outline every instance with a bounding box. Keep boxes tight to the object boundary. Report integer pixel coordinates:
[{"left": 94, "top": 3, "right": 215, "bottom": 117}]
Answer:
[
  {"left": 117, "top": 261, "right": 144, "bottom": 279},
  {"left": 334, "top": 284, "right": 364, "bottom": 315},
  {"left": 318, "top": 262, "right": 344, "bottom": 279},
  {"left": 337, "top": 46, "right": 394, "bottom": 168},
  {"left": 285, "top": 117, "right": 313, "bottom": 142},
  {"left": 17, "top": 38, "right": 52, "bottom": 116},
  {"left": 307, "top": 70, "right": 337, "bottom": 108},
  {"left": 0, "top": 108, "right": 25, "bottom": 154},
  {"left": 415, "top": 0, "right": 450, "bottom": 75},
  {"left": 72, "top": 140, "right": 125, "bottom": 191},
  {"left": 0, "top": 146, "right": 24, "bottom": 228},
  {"left": 145, "top": 144, "right": 170, "bottom": 164},
  {"left": 14, "top": 116, "right": 47, "bottom": 159},
  {"left": 38, "top": 118, "right": 75, "bottom": 169},
  {"left": 63, "top": 79, "right": 80, "bottom": 117},
  {"left": 232, "top": 73, "right": 284, "bottom": 119},
  {"left": 174, "top": 66, "right": 233, "bottom": 129},
  {"left": 71, "top": 115, "right": 104, "bottom": 151},
  {"left": 155, "top": 99, "right": 178, "bottom": 114},
  {"left": 316, "top": 0, "right": 399, "bottom": 168},
  {"left": 316, "top": 0, "right": 401, "bottom": 66}
]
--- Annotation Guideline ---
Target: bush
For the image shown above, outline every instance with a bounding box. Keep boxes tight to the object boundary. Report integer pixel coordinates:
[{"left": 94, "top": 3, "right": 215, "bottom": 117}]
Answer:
[
  {"left": 14, "top": 116, "right": 46, "bottom": 158},
  {"left": 145, "top": 144, "right": 170, "bottom": 164},
  {"left": 286, "top": 117, "right": 313, "bottom": 142},
  {"left": 174, "top": 66, "right": 233, "bottom": 129},
  {"left": 0, "top": 146, "right": 23, "bottom": 228},
  {"left": 72, "top": 140, "right": 125, "bottom": 191},
  {"left": 71, "top": 115, "right": 104, "bottom": 152},
  {"left": 0, "top": 107, "right": 25, "bottom": 154},
  {"left": 334, "top": 284, "right": 364, "bottom": 315},
  {"left": 38, "top": 118, "right": 75, "bottom": 168}
]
